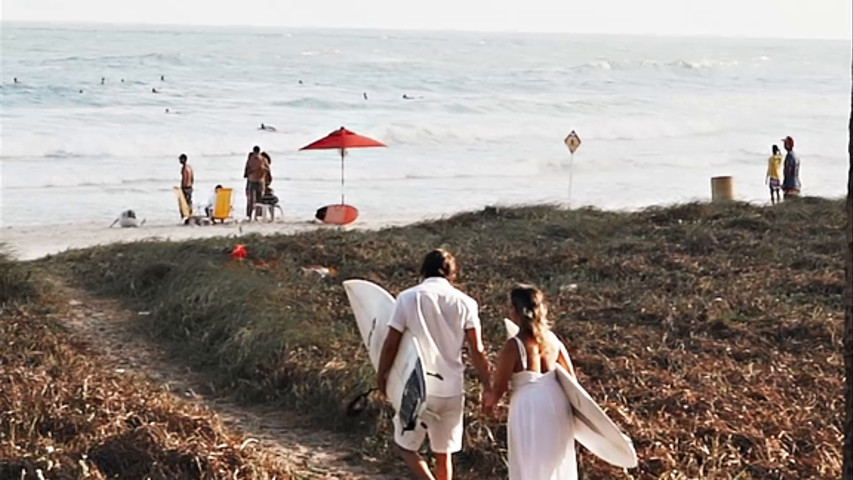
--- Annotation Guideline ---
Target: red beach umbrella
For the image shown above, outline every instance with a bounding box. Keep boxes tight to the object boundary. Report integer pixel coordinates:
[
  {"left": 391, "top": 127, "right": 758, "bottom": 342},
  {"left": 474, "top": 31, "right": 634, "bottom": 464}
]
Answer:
[{"left": 299, "top": 126, "right": 386, "bottom": 204}]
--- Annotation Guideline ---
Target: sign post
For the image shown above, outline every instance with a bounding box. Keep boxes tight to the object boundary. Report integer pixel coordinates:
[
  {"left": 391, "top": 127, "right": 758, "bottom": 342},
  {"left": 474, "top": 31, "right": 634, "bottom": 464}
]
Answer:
[{"left": 563, "top": 130, "right": 582, "bottom": 208}]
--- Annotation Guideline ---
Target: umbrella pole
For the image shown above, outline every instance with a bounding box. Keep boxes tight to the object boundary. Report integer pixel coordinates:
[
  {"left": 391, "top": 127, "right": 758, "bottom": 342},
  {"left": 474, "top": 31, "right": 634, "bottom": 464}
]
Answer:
[{"left": 341, "top": 148, "right": 346, "bottom": 205}]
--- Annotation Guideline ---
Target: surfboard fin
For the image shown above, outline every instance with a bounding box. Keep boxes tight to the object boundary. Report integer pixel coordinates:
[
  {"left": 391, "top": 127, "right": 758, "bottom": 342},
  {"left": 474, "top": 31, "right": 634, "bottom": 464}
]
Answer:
[
  {"left": 345, "top": 388, "right": 377, "bottom": 417},
  {"left": 399, "top": 359, "right": 427, "bottom": 432}
]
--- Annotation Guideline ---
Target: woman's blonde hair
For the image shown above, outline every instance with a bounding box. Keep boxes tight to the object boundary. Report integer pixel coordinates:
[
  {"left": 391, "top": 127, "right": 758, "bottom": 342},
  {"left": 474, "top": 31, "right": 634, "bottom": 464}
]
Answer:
[{"left": 510, "top": 284, "right": 550, "bottom": 353}]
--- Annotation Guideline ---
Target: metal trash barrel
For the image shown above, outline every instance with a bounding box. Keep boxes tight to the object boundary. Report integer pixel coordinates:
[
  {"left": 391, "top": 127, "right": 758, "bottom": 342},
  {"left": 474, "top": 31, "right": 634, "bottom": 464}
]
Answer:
[{"left": 711, "top": 176, "right": 733, "bottom": 202}]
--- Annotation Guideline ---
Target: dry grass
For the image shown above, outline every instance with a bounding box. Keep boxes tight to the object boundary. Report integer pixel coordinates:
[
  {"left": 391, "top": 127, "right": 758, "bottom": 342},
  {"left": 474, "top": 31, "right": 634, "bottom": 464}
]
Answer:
[
  {"left": 43, "top": 198, "right": 845, "bottom": 479},
  {"left": 0, "top": 251, "right": 291, "bottom": 479}
]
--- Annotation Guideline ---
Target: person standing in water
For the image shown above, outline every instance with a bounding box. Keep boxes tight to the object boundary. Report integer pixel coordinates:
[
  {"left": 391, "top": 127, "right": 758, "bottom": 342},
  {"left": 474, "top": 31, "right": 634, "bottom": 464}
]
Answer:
[
  {"left": 781, "top": 136, "right": 801, "bottom": 199},
  {"left": 484, "top": 284, "right": 578, "bottom": 480},
  {"left": 766, "top": 145, "right": 783, "bottom": 205},
  {"left": 179, "top": 153, "right": 194, "bottom": 211},
  {"left": 377, "top": 249, "right": 491, "bottom": 480}
]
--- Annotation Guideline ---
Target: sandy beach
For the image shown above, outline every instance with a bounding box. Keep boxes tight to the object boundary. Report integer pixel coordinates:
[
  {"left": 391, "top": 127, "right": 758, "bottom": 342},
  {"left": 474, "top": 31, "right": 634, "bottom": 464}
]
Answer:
[{"left": 1, "top": 217, "right": 412, "bottom": 261}]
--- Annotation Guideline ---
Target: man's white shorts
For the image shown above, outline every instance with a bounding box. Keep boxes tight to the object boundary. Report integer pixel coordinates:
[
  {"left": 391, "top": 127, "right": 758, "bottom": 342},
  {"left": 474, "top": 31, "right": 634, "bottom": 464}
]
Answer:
[{"left": 394, "top": 394, "right": 464, "bottom": 454}]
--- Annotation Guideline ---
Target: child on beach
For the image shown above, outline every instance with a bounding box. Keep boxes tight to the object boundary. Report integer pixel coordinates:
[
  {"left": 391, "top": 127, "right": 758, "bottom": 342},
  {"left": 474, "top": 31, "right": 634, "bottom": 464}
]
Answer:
[
  {"left": 766, "top": 145, "right": 783, "bottom": 205},
  {"left": 205, "top": 185, "right": 223, "bottom": 218}
]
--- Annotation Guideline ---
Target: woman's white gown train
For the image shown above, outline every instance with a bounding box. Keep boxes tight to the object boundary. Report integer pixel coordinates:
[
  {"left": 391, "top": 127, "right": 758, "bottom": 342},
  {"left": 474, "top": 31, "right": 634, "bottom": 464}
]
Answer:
[{"left": 507, "top": 340, "right": 577, "bottom": 480}]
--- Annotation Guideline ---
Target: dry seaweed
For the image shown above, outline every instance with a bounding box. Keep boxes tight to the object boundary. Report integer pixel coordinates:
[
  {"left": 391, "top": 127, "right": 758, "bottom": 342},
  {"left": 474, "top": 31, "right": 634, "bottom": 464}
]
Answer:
[
  {"left": 41, "top": 198, "right": 845, "bottom": 479},
  {"left": 0, "top": 303, "right": 290, "bottom": 479}
]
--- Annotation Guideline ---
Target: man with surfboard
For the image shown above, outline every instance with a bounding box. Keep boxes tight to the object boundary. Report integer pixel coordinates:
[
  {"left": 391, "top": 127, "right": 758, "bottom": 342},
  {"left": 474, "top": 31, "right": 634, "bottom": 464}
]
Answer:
[
  {"left": 377, "top": 249, "right": 491, "bottom": 480},
  {"left": 179, "top": 153, "right": 194, "bottom": 212}
]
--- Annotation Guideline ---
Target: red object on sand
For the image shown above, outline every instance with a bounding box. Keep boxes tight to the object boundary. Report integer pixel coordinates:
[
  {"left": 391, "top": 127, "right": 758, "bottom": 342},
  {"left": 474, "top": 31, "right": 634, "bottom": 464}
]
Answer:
[
  {"left": 299, "top": 127, "right": 386, "bottom": 205},
  {"left": 230, "top": 244, "right": 247, "bottom": 260}
]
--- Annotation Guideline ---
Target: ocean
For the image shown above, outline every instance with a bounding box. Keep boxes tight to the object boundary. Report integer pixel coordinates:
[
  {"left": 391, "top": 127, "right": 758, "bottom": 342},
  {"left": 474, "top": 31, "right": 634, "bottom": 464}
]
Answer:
[{"left": 1, "top": 24, "right": 849, "bottom": 227}]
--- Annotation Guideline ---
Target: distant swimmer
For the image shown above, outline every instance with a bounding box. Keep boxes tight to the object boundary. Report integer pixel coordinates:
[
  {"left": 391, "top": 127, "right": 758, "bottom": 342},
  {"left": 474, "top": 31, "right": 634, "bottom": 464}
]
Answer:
[
  {"left": 259, "top": 123, "right": 277, "bottom": 132},
  {"left": 363, "top": 92, "right": 368, "bottom": 100},
  {"left": 160, "top": 75, "right": 165, "bottom": 81},
  {"left": 79, "top": 89, "right": 84, "bottom": 94},
  {"left": 402, "top": 94, "right": 422, "bottom": 100},
  {"left": 298, "top": 80, "right": 303, "bottom": 85},
  {"left": 13, "top": 77, "right": 19, "bottom": 84},
  {"left": 121, "top": 78, "right": 125, "bottom": 83},
  {"left": 101, "top": 77, "right": 105, "bottom": 85},
  {"left": 152, "top": 88, "right": 159, "bottom": 93}
]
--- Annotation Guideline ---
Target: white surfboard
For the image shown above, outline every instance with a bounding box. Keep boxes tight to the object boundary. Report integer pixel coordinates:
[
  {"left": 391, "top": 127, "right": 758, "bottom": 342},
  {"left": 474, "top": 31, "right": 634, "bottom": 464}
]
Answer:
[
  {"left": 343, "top": 279, "right": 429, "bottom": 433},
  {"left": 504, "top": 318, "right": 637, "bottom": 468}
]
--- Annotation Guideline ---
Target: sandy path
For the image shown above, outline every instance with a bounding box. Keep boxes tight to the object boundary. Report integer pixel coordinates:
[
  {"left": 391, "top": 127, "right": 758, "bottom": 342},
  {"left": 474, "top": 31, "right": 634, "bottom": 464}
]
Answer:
[{"left": 53, "top": 283, "right": 405, "bottom": 479}]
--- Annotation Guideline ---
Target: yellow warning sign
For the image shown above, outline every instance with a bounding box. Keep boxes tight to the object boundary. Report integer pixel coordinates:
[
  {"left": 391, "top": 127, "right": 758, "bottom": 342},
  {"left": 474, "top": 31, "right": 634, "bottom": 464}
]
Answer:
[{"left": 564, "top": 130, "right": 581, "bottom": 154}]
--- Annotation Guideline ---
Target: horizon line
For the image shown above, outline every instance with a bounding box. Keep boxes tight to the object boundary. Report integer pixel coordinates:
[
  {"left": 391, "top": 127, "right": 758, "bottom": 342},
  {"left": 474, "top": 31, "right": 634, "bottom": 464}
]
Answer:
[{"left": 2, "top": 19, "right": 850, "bottom": 42}]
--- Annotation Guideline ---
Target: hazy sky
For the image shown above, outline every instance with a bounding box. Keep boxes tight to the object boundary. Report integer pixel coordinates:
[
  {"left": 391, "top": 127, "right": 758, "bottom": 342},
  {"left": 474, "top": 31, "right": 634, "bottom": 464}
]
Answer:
[{"left": 2, "top": 0, "right": 850, "bottom": 39}]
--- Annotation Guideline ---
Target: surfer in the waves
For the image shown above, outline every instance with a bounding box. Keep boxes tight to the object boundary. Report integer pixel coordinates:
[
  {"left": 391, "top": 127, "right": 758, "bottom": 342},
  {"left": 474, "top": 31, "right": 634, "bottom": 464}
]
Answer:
[
  {"left": 484, "top": 285, "right": 578, "bottom": 480},
  {"left": 377, "top": 249, "right": 491, "bottom": 480},
  {"left": 259, "top": 123, "right": 277, "bottom": 132}
]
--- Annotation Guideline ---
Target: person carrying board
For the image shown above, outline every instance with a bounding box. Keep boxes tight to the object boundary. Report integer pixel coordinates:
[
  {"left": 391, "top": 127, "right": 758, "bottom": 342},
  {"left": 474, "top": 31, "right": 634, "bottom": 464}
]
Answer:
[
  {"left": 377, "top": 249, "right": 492, "bottom": 480},
  {"left": 179, "top": 153, "right": 194, "bottom": 212},
  {"left": 483, "top": 284, "right": 578, "bottom": 480}
]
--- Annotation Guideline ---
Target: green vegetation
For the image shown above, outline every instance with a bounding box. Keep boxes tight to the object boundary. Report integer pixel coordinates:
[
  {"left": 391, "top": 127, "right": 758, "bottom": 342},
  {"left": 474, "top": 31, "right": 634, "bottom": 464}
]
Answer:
[{"left": 41, "top": 198, "right": 846, "bottom": 479}]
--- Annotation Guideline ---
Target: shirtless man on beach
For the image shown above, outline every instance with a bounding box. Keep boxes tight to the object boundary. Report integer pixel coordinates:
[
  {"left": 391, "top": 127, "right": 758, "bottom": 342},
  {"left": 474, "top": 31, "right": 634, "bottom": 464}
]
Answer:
[
  {"left": 179, "top": 153, "right": 194, "bottom": 211},
  {"left": 243, "top": 146, "right": 270, "bottom": 218}
]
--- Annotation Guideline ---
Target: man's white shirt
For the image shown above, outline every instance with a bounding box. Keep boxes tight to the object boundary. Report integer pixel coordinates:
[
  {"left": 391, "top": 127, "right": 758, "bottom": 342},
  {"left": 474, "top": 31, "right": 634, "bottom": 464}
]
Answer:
[{"left": 388, "top": 277, "right": 482, "bottom": 398}]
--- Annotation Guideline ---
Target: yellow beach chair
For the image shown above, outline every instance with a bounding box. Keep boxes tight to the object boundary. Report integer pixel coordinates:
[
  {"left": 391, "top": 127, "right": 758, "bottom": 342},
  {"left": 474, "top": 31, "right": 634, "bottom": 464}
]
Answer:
[{"left": 212, "top": 187, "right": 233, "bottom": 224}]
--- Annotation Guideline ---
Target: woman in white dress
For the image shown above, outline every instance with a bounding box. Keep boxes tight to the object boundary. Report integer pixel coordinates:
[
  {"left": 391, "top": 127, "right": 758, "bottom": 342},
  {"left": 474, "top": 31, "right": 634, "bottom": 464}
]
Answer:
[{"left": 484, "top": 284, "right": 578, "bottom": 480}]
